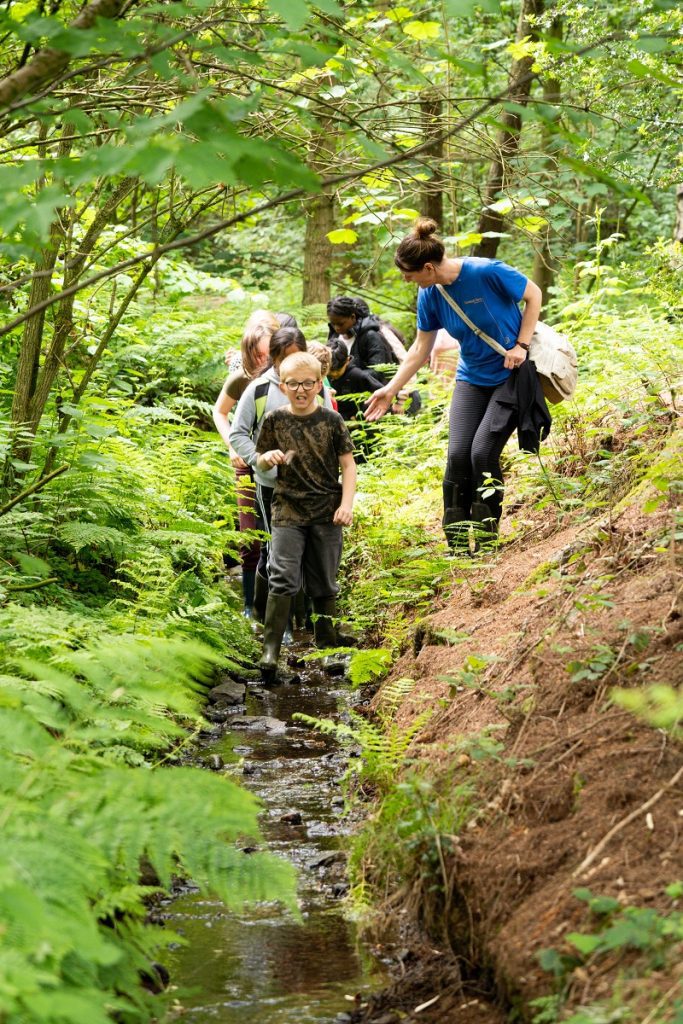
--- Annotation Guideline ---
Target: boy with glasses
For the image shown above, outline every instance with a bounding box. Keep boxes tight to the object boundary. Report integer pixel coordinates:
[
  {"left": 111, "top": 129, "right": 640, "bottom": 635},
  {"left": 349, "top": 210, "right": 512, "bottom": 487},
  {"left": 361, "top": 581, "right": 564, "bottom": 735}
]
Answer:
[{"left": 255, "top": 352, "right": 357, "bottom": 682}]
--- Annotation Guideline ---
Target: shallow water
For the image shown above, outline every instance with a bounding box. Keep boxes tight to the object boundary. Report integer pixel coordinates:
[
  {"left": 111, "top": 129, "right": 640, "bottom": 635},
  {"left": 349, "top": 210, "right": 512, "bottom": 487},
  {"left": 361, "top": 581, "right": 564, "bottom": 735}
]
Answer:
[{"left": 162, "top": 652, "right": 385, "bottom": 1023}]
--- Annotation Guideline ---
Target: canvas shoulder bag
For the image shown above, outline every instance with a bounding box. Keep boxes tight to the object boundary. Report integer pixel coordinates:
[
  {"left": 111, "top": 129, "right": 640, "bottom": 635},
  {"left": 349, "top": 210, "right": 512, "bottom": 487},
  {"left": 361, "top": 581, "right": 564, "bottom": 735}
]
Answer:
[{"left": 435, "top": 284, "right": 578, "bottom": 404}]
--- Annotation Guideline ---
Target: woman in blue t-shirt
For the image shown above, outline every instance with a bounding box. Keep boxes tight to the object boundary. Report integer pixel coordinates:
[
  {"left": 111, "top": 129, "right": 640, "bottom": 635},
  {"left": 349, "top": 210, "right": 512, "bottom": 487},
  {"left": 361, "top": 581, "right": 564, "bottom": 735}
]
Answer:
[{"left": 365, "top": 217, "right": 542, "bottom": 547}]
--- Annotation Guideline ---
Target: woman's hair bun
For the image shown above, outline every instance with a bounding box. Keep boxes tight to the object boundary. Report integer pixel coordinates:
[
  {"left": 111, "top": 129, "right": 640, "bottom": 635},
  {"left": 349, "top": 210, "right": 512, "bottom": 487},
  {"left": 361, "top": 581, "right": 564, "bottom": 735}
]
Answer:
[{"left": 413, "top": 217, "right": 439, "bottom": 240}]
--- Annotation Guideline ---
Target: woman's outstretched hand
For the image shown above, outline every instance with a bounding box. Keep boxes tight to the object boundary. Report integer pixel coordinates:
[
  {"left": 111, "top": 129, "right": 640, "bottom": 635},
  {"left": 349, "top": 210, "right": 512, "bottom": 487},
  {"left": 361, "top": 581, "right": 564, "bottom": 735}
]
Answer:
[{"left": 364, "top": 387, "right": 394, "bottom": 421}]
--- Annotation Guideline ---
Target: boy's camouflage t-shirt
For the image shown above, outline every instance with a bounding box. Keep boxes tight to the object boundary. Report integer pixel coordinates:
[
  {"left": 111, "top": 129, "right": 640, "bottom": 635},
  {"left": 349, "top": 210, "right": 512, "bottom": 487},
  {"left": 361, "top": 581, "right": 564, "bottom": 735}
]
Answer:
[{"left": 256, "top": 407, "right": 354, "bottom": 525}]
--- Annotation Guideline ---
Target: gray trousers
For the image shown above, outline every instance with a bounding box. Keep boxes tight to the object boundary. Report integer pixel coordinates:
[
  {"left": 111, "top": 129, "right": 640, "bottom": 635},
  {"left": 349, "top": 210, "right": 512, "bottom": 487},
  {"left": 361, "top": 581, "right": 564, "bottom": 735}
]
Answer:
[{"left": 268, "top": 523, "right": 343, "bottom": 598}]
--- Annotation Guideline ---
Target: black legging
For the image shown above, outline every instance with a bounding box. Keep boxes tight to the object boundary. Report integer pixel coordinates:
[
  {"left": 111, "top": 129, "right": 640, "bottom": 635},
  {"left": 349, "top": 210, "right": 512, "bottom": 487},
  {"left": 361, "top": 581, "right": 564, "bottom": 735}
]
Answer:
[{"left": 446, "top": 380, "right": 516, "bottom": 522}]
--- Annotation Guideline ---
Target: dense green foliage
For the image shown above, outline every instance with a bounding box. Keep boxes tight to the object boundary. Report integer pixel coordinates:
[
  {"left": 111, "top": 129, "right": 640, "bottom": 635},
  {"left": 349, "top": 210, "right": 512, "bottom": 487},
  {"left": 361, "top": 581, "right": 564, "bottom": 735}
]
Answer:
[
  {"left": 0, "top": 0, "right": 681, "bottom": 1019},
  {"left": 0, "top": 264, "right": 303, "bottom": 1021}
]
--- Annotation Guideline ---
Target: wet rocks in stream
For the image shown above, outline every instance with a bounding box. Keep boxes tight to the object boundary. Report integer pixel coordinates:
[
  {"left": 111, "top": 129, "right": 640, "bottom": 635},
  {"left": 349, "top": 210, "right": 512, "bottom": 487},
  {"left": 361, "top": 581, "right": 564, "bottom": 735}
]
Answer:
[
  {"left": 203, "top": 706, "right": 231, "bottom": 723},
  {"left": 280, "top": 810, "right": 303, "bottom": 825},
  {"left": 203, "top": 753, "right": 224, "bottom": 771},
  {"left": 207, "top": 677, "right": 246, "bottom": 706},
  {"left": 231, "top": 715, "right": 287, "bottom": 734}
]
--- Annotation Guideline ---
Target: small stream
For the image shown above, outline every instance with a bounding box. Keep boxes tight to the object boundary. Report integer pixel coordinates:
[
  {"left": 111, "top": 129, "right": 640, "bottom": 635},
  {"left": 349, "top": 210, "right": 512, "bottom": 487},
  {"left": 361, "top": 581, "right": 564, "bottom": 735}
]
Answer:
[{"left": 162, "top": 651, "right": 386, "bottom": 1023}]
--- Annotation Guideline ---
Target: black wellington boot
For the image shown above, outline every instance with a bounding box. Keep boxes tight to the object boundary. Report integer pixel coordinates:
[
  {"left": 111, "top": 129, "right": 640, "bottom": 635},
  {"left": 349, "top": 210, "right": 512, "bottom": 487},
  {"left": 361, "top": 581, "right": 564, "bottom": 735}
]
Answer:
[
  {"left": 242, "top": 568, "right": 256, "bottom": 619},
  {"left": 470, "top": 500, "right": 499, "bottom": 543},
  {"left": 312, "top": 597, "right": 358, "bottom": 649},
  {"left": 442, "top": 480, "right": 469, "bottom": 550},
  {"left": 292, "top": 589, "right": 308, "bottom": 630},
  {"left": 253, "top": 570, "right": 268, "bottom": 624},
  {"left": 259, "top": 594, "right": 292, "bottom": 684}
]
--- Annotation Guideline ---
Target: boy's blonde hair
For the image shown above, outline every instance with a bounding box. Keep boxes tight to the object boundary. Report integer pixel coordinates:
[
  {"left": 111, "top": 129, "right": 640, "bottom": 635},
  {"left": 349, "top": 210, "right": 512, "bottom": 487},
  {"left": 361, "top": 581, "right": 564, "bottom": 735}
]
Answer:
[
  {"left": 307, "top": 340, "right": 331, "bottom": 378},
  {"left": 279, "top": 351, "right": 322, "bottom": 381}
]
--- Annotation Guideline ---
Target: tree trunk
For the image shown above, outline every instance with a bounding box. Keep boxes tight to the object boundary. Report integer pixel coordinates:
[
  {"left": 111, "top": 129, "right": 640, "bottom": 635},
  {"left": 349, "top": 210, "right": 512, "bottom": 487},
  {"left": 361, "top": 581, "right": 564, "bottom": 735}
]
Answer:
[
  {"left": 302, "top": 125, "right": 336, "bottom": 306},
  {"left": 420, "top": 92, "right": 444, "bottom": 227},
  {"left": 8, "top": 129, "right": 72, "bottom": 484},
  {"left": 532, "top": 18, "right": 562, "bottom": 311},
  {"left": 473, "top": 0, "right": 545, "bottom": 259},
  {"left": 674, "top": 184, "right": 683, "bottom": 242},
  {"left": 302, "top": 192, "right": 335, "bottom": 305},
  {"left": 41, "top": 260, "right": 156, "bottom": 477},
  {"left": 7, "top": 175, "right": 136, "bottom": 478},
  {"left": 10, "top": 229, "right": 63, "bottom": 440}
]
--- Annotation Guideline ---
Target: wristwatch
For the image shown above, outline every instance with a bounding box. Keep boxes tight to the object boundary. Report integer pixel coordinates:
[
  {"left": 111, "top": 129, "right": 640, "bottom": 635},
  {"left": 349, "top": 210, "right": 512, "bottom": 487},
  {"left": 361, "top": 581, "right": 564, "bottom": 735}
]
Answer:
[{"left": 518, "top": 342, "right": 530, "bottom": 351}]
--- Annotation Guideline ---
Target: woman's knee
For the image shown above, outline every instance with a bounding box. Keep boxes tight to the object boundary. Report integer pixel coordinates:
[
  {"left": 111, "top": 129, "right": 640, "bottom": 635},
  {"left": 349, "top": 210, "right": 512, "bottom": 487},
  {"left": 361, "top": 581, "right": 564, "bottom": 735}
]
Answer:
[
  {"left": 446, "top": 445, "right": 472, "bottom": 479},
  {"left": 471, "top": 436, "right": 501, "bottom": 480}
]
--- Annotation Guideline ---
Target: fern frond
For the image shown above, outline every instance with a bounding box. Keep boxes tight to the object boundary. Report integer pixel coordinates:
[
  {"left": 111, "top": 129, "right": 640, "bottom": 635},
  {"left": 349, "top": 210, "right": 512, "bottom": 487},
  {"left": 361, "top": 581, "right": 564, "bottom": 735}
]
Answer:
[
  {"left": 376, "top": 676, "right": 417, "bottom": 722},
  {"left": 58, "top": 522, "right": 136, "bottom": 561}
]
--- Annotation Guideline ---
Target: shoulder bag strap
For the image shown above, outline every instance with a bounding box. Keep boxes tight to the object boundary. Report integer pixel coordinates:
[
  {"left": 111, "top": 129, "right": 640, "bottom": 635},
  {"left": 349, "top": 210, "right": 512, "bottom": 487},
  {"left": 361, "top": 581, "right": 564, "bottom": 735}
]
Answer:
[{"left": 435, "top": 284, "right": 508, "bottom": 358}]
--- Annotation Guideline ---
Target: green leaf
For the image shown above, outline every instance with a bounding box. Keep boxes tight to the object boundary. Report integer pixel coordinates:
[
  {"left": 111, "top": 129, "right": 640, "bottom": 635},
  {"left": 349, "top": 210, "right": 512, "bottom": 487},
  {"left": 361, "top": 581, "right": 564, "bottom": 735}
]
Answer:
[
  {"left": 626, "top": 57, "right": 678, "bottom": 86},
  {"left": 267, "top": 0, "right": 310, "bottom": 30},
  {"left": 403, "top": 20, "right": 441, "bottom": 40},
  {"left": 632, "top": 35, "right": 671, "bottom": 53},
  {"left": 566, "top": 931, "right": 602, "bottom": 955},
  {"left": 311, "top": 0, "right": 344, "bottom": 14},
  {"left": 327, "top": 228, "right": 358, "bottom": 244},
  {"left": 488, "top": 197, "right": 514, "bottom": 215},
  {"left": 513, "top": 215, "right": 548, "bottom": 233},
  {"left": 537, "top": 947, "right": 566, "bottom": 976},
  {"left": 393, "top": 207, "right": 420, "bottom": 218},
  {"left": 451, "top": 231, "right": 483, "bottom": 247},
  {"left": 12, "top": 552, "right": 53, "bottom": 578},
  {"left": 61, "top": 108, "right": 95, "bottom": 133}
]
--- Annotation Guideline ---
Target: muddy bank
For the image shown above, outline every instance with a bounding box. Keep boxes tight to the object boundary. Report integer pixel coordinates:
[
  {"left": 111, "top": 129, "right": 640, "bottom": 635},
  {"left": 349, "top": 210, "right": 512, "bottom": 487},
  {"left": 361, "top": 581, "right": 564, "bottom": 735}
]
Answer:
[{"left": 355, "top": 492, "right": 682, "bottom": 1021}]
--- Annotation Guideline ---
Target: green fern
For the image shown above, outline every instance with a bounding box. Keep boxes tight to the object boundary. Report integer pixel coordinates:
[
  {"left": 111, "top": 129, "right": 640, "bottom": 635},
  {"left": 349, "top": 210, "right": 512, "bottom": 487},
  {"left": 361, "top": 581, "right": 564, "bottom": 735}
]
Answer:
[
  {"left": 347, "top": 647, "right": 393, "bottom": 688},
  {"left": 375, "top": 676, "right": 418, "bottom": 722},
  {"left": 0, "top": 636, "right": 296, "bottom": 1024},
  {"left": 58, "top": 522, "right": 136, "bottom": 561},
  {"left": 293, "top": 706, "right": 432, "bottom": 792}
]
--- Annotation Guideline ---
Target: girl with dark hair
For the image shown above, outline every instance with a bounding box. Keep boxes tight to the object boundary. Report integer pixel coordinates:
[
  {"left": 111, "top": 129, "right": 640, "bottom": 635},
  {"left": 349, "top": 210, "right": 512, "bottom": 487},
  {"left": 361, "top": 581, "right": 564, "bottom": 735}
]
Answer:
[
  {"left": 366, "top": 218, "right": 542, "bottom": 546},
  {"left": 213, "top": 310, "right": 279, "bottom": 616}
]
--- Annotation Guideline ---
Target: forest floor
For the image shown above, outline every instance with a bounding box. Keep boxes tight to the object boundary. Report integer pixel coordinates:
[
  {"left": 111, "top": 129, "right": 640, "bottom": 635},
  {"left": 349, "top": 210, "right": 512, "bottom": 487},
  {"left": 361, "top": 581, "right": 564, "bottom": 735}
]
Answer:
[{"left": 352, "top": 424, "right": 682, "bottom": 1023}]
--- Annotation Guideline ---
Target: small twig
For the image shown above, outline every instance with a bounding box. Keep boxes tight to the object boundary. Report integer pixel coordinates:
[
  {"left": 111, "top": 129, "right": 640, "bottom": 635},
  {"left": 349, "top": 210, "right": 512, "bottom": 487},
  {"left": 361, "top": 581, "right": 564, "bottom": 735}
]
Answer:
[
  {"left": 573, "top": 764, "right": 683, "bottom": 878},
  {"left": 0, "top": 464, "right": 68, "bottom": 517},
  {"left": 640, "top": 976, "right": 683, "bottom": 1024}
]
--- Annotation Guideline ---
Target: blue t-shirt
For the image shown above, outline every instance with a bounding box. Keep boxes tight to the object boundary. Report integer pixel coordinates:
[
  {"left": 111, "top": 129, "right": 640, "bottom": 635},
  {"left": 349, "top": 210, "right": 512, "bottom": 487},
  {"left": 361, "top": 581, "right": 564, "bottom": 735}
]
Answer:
[{"left": 417, "top": 257, "right": 527, "bottom": 386}]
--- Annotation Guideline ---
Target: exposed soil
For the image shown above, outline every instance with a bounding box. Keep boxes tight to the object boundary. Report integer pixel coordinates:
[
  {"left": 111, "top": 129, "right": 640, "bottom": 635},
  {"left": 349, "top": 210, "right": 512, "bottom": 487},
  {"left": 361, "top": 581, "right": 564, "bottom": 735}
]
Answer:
[{"left": 353, "top": 465, "right": 682, "bottom": 1022}]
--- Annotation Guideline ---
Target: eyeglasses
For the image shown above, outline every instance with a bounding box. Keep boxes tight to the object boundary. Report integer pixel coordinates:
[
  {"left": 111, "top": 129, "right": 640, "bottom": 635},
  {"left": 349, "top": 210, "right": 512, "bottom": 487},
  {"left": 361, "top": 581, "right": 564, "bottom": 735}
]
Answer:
[{"left": 284, "top": 379, "right": 318, "bottom": 392}]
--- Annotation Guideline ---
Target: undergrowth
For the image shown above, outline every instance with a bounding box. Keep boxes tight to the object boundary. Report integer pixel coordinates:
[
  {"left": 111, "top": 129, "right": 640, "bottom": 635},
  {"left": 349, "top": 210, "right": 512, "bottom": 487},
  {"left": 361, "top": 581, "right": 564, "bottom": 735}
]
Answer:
[{"left": 0, "top": 292, "right": 285, "bottom": 1021}]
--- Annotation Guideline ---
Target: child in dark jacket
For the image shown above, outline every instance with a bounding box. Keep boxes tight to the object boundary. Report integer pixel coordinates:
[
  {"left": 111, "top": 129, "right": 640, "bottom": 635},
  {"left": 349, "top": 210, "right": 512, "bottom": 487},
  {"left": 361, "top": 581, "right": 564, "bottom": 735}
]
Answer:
[{"left": 326, "top": 338, "right": 386, "bottom": 422}]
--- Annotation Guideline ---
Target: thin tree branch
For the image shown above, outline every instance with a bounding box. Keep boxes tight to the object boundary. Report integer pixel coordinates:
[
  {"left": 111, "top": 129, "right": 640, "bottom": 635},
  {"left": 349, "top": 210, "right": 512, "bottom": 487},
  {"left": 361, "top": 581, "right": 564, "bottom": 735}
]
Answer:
[
  {"left": 0, "top": 0, "right": 128, "bottom": 109},
  {"left": 0, "top": 464, "right": 68, "bottom": 516}
]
